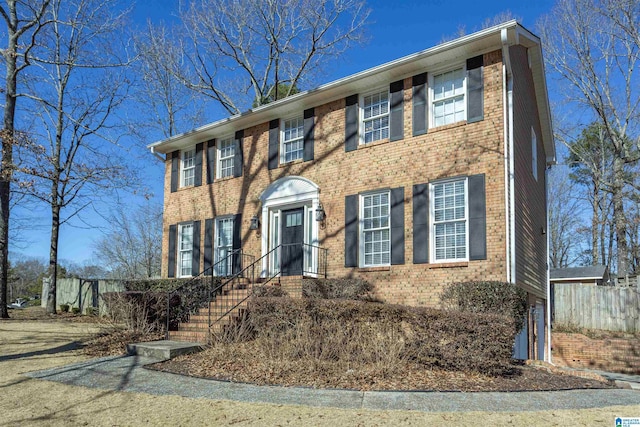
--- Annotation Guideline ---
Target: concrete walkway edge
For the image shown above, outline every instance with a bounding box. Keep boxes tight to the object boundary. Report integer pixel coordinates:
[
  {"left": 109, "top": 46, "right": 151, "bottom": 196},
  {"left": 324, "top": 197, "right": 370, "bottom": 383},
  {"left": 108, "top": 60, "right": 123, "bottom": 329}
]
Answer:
[{"left": 24, "top": 355, "right": 640, "bottom": 413}]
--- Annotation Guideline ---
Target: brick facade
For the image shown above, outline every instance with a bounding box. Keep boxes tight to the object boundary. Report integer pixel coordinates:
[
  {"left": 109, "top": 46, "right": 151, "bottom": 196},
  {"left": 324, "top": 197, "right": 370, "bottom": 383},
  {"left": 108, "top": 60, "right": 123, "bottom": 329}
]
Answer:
[
  {"left": 154, "top": 24, "right": 554, "bottom": 355},
  {"left": 161, "top": 49, "right": 511, "bottom": 307}
]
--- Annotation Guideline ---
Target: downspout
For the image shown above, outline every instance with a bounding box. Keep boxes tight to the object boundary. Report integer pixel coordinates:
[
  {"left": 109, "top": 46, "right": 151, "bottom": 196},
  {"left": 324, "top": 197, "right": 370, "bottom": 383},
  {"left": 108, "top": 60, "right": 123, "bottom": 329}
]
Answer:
[
  {"left": 501, "top": 29, "right": 515, "bottom": 284},
  {"left": 149, "top": 146, "right": 166, "bottom": 162},
  {"left": 546, "top": 164, "right": 553, "bottom": 363}
]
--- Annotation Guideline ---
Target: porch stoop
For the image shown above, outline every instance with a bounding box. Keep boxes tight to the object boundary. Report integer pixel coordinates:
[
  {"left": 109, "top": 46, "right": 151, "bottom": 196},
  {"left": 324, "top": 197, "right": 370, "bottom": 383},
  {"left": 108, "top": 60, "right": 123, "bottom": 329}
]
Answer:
[{"left": 168, "top": 276, "right": 306, "bottom": 343}]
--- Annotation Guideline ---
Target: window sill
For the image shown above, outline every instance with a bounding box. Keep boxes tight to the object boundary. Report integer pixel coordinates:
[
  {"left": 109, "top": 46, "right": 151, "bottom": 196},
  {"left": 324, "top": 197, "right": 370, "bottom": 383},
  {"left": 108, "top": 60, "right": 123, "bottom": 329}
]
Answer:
[
  {"left": 357, "top": 266, "right": 391, "bottom": 272},
  {"left": 279, "top": 158, "right": 305, "bottom": 167},
  {"left": 357, "top": 138, "right": 390, "bottom": 150},
  {"left": 428, "top": 120, "right": 467, "bottom": 133},
  {"left": 213, "top": 175, "right": 236, "bottom": 183},
  {"left": 427, "top": 261, "right": 469, "bottom": 269}
]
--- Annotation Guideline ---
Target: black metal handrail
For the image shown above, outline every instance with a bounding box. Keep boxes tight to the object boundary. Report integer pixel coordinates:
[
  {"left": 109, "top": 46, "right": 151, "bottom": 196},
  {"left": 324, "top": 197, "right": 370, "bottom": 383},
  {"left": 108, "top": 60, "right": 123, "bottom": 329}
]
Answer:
[
  {"left": 208, "top": 243, "right": 328, "bottom": 331},
  {"left": 165, "top": 249, "right": 254, "bottom": 339}
]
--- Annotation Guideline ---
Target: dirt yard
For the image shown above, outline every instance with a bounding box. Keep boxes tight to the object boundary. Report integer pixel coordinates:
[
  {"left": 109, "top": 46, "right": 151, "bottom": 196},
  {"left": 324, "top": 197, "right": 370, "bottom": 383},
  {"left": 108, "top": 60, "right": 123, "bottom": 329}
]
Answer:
[{"left": 1, "top": 309, "right": 639, "bottom": 426}]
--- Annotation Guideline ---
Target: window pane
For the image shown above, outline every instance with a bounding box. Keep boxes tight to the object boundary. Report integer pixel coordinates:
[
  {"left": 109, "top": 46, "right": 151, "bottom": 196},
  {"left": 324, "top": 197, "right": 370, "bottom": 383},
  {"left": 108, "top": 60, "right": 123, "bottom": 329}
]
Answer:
[
  {"left": 432, "top": 179, "right": 467, "bottom": 261},
  {"left": 362, "top": 192, "right": 391, "bottom": 266},
  {"left": 363, "top": 90, "right": 389, "bottom": 144},
  {"left": 432, "top": 68, "right": 465, "bottom": 126},
  {"left": 218, "top": 138, "right": 235, "bottom": 178}
]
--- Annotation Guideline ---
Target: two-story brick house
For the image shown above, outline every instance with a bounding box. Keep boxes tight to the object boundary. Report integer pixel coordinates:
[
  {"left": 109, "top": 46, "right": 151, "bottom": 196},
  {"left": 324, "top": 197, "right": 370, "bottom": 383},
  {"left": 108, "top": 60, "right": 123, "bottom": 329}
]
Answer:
[{"left": 149, "top": 21, "right": 555, "bottom": 360}]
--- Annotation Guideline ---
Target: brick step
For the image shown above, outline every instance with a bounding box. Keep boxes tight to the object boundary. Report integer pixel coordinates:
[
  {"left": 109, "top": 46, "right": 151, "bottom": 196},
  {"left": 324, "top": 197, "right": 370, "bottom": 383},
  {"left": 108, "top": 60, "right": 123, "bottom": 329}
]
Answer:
[{"left": 169, "top": 330, "right": 208, "bottom": 342}]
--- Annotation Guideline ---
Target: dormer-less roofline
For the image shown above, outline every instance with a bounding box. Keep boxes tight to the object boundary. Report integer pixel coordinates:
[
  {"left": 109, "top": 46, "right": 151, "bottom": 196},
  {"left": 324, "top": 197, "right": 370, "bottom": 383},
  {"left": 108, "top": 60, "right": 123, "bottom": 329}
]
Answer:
[{"left": 148, "top": 20, "right": 555, "bottom": 163}]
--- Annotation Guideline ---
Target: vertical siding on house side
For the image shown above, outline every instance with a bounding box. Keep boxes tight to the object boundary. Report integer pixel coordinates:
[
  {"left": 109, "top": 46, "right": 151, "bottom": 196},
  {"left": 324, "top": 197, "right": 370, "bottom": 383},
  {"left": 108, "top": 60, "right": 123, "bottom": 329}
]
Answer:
[{"left": 510, "top": 45, "right": 548, "bottom": 300}]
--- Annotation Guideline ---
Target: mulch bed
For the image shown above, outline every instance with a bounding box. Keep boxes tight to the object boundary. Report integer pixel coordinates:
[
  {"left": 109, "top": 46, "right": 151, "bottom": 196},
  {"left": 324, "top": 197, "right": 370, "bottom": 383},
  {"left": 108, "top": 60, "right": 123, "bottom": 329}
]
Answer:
[{"left": 148, "top": 342, "right": 617, "bottom": 392}]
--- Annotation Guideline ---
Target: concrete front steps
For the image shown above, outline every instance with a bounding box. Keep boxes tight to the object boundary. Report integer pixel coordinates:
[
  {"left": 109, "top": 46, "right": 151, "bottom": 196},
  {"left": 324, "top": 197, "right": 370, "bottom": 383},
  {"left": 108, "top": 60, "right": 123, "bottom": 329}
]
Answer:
[{"left": 168, "top": 276, "right": 305, "bottom": 343}]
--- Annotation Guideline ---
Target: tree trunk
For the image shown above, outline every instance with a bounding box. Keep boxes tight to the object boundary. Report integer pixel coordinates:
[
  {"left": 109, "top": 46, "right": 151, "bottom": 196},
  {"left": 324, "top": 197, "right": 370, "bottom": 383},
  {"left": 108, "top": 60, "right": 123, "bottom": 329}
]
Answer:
[
  {"left": 591, "top": 181, "right": 599, "bottom": 265},
  {"left": 46, "top": 203, "right": 60, "bottom": 313},
  {"left": 612, "top": 155, "right": 628, "bottom": 283},
  {"left": 0, "top": 10, "right": 19, "bottom": 318}
]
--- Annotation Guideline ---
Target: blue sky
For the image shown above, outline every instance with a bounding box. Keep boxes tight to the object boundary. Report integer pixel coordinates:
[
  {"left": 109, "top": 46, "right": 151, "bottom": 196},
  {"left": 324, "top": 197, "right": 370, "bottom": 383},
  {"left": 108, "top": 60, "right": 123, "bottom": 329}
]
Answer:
[{"left": 11, "top": 0, "right": 557, "bottom": 267}]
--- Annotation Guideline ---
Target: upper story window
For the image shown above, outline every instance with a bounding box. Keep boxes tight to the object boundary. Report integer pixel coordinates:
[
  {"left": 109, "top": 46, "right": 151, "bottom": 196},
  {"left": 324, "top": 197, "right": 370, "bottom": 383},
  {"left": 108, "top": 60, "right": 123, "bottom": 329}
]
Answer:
[
  {"left": 360, "top": 191, "right": 390, "bottom": 267},
  {"left": 217, "top": 137, "right": 235, "bottom": 179},
  {"left": 361, "top": 90, "right": 389, "bottom": 144},
  {"left": 431, "top": 178, "right": 468, "bottom": 262},
  {"left": 532, "top": 127, "right": 538, "bottom": 181},
  {"left": 178, "top": 223, "right": 193, "bottom": 277},
  {"left": 282, "top": 116, "right": 304, "bottom": 163},
  {"left": 180, "top": 148, "right": 196, "bottom": 187},
  {"left": 431, "top": 67, "right": 466, "bottom": 127}
]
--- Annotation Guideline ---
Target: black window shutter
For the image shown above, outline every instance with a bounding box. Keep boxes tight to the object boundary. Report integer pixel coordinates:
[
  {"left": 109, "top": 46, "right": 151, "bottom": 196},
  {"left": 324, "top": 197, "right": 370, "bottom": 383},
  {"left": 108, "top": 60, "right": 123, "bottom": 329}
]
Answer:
[
  {"left": 303, "top": 108, "right": 315, "bottom": 161},
  {"left": 232, "top": 214, "right": 242, "bottom": 273},
  {"left": 191, "top": 221, "right": 201, "bottom": 276},
  {"left": 344, "top": 195, "right": 358, "bottom": 267},
  {"left": 207, "top": 140, "right": 216, "bottom": 184},
  {"left": 194, "top": 143, "right": 203, "bottom": 187},
  {"left": 390, "top": 187, "right": 405, "bottom": 265},
  {"left": 466, "top": 55, "right": 484, "bottom": 123},
  {"left": 168, "top": 224, "right": 177, "bottom": 277},
  {"left": 170, "top": 151, "right": 179, "bottom": 193},
  {"left": 268, "top": 119, "right": 279, "bottom": 170},
  {"left": 204, "top": 218, "right": 213, "bottom": 274},
  {"left": 389, "top": 80, "right": 404, "bottom": 142},
  {"left": 344, "top": 94, "right": 359, "bottom": 152},
  {"left": 412, "top": 183, "right": 429, "bottom": 264},
  {"left": 412, "top": 73, "right": 427, "bottom": 136},
  {"left": 233, "top": 130, "right": 244, "bottom": 177},
  {"left": 468, "top": 174, "right": 487, "bottom": 260}
]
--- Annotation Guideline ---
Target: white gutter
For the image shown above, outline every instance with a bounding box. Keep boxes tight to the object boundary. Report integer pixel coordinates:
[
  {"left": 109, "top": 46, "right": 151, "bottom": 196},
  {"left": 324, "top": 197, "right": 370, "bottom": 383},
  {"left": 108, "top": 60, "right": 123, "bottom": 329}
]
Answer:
[
  {"left": 501, "top": 28, "right": 516, "bottom": 284},
  {"left": 149, "top": 146, "right": 166, "bottom": 162}
]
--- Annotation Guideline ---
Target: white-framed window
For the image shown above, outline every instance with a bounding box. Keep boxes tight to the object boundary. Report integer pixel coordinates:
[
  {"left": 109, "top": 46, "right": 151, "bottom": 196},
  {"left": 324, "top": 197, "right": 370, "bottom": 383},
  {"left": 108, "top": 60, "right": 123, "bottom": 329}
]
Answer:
[
  {"left": 217, "top": 137, "right": 235, "bottom": 179},
  {"left": 360, "top": 191, "right": 390, "bottom": 267},
  {"left": 178, "top": 223, "right": 193, "bottom": 277},
  {"left": 531, "top": 127, "right": 538, "bottom": 181},
  {"left": 431, "top": 178, "right": 468, "bottom": 262},
  {"left": 180, "top": 148, "right": 196, "bottom": 187},
  {"left": 431, "top": 67, "right": 466, "bottom": 127},
  {"left": 361, "top": 90, "right": 389, "bottom": 144},
  {"left": 281, "top": 116, "right": 304, "bottom": 163},
  {"left": 214, "top": 216, "right": 234, "bottom": 276}
]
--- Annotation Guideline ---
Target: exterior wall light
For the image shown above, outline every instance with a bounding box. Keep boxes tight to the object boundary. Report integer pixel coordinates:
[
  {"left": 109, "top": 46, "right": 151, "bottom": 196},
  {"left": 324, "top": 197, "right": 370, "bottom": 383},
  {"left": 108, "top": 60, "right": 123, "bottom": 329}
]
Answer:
[
  {"left": 315, "top": 203, "right": 326, "bottom": 222},
  {"left": 250, "top": 215, "right": 260, "bottom": 230}
]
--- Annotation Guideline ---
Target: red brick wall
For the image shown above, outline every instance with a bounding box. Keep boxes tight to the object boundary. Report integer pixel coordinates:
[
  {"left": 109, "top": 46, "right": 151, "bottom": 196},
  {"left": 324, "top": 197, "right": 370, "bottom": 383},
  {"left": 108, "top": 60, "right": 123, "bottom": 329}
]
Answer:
[
  {"left": 162, "top": 49, "right": 510, "bottom": 307},
  {"left": 552, "top": 332, "right": 640, "bottom": 374}
]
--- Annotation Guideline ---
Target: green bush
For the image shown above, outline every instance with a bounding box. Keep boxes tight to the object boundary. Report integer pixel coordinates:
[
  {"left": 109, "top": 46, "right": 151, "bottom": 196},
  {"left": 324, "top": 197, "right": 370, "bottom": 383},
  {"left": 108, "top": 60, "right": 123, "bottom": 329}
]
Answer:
[
  {"left": 440, "top": 281, "right": 528, "bottom": 333},
  {"left": 59, "top": 304, "right": 70, "bottom": 312},
  {"left": 71, "top": 307, "right": 81, "bottom": 314},
  {"left": 247, "top": 297, "right": 517, "bottom": 376},
  {"left": 85, "top": 307, "right": 98, "bottom": 316},
  {"left": 302, "top": 277, "right": 373, "bottom": 300}
]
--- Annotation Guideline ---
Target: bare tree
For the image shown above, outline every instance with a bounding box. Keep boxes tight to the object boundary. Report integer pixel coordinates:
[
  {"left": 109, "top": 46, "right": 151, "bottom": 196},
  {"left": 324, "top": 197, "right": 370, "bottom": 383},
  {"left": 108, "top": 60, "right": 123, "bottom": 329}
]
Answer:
[
  {"left": 0, "top": 0, "right": 51, "bottom": 318},
  {"left": 15, "top": 0, "right": 133, "bottom": 313},
  {"left": 93, "top": 201, "right": 162, "bottom": 280},
  {"left": 538, "top": 0, "right": 640, "bottom": 279},
  {"left": 132, "top": 22, "right": 205, "bottom": 139},
  {"left": 163, "top": 0, "right": 370, "bottom": 115},
  {"left": 548, "top": 166, "right": 584, "bottom": 268}
]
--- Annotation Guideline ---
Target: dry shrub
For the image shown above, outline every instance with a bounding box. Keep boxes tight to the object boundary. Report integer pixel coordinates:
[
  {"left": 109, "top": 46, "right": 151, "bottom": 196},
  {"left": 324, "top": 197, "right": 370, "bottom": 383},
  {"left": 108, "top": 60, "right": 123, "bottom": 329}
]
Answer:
[
  {"left": 440, "top": 281, "right": 528, "bottom": 333},
  {"left": 246, "top": 297, "right": 516, "bottom": 376},
  {"left": 102, "top": 291, "right": 166, "bottom": 334},
  {"left": 252, "top": 285, "right": 289, "bottom": 298},
  {"left": 302, "top": 277, "right": 373, "bottom": 300}
]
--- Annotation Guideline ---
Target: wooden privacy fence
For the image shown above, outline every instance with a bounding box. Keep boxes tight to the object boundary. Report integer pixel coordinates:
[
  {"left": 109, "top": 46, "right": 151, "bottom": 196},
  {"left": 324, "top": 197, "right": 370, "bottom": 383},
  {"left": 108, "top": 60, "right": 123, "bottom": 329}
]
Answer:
[{"left": 552, "top": 283, "right": 640, "bottom": 332}]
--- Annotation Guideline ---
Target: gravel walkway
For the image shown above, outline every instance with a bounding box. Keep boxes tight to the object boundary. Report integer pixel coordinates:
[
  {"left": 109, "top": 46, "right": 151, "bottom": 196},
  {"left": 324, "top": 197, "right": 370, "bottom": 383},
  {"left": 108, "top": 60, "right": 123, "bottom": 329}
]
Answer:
[{"left": 26, "top": 354, "right": 640, "bottom": 413}]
